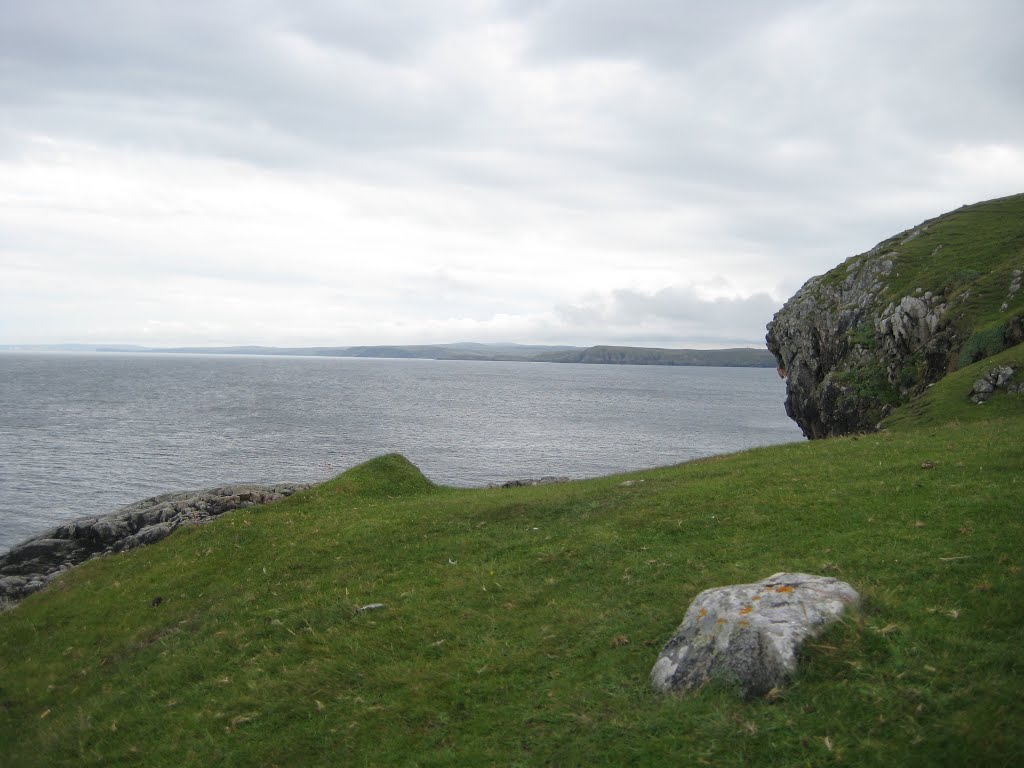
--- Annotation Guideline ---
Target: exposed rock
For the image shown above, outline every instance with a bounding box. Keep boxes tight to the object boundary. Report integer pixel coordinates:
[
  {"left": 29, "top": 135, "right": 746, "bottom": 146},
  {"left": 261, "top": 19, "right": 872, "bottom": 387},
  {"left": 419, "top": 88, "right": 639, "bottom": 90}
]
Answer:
[
  {"left": 0, "top": 482, "right": 309, "bottom": 610},
  {"left": 766, "top": 258, "right": 956, "bottom": 438},
  {"left": 877, "top": 294, "right": 948, "bottom": 351},
  {"left": 969, "top": 365, "right": 1020, "bottom": 403},
  {"left": 765, "top": 249, "right": 923, "bottom": 438},
  {"left": 651, "top": 572, "right": 859, "bottom": 699}
]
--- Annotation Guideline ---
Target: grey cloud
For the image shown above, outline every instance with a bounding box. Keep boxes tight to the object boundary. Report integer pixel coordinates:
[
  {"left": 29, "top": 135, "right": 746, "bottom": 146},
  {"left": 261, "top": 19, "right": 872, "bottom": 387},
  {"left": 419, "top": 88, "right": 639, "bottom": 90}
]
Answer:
[
  {"left": 2, "top": 2, "right": 1022, "bottom": 347},
  {"left": 0, "top": 1, "right": 481, "bottom": 166},
  {"left": 3, "top": 0, "right": 1020, "bottom": 204},
  {"left": 506, "top": 0, "right": 1024, "bottom": 212},
  {"left": 288, "top": 1, "right": 458, "bottom": 60},
  {"left": 555, "top": 285, "right": 780, "bottom": 347},
  {"left": 509, "top": 0, "right": 811, "bottom": 67}
]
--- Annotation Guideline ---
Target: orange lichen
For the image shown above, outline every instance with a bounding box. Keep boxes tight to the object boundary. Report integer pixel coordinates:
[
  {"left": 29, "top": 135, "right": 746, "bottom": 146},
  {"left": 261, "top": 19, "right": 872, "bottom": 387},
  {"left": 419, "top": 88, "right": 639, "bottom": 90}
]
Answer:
[
  {"left": 739, "top": 606, "right": 753, "bottom": 615},
  {"left": 752, "top": 596, "right": 761, "bottom": 601},
  {"left": 740, "top": 619, "right": 749, "bottom": 627},
  {"left": 774, "top": 585, "right": 795, "bottom": 593},
  {"left": 717, "top": 618, "right": 727, "bottom": 625},
  {"left": 699, "top": 608, "right": 708, "bottom": 618}
]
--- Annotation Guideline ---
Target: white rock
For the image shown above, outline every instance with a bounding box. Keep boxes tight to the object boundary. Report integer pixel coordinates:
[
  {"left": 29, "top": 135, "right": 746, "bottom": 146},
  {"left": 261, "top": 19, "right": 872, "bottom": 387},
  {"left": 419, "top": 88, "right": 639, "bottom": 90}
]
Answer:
[{"left": 651, "top": 572, "right": 859, "bottom": 698}]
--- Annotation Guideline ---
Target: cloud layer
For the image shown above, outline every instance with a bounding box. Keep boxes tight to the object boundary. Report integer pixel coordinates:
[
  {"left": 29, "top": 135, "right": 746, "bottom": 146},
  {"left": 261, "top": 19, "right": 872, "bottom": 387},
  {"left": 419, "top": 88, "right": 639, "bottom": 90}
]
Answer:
[{"left": 2, "top": 1, "right": 1023, "bottom": 347}]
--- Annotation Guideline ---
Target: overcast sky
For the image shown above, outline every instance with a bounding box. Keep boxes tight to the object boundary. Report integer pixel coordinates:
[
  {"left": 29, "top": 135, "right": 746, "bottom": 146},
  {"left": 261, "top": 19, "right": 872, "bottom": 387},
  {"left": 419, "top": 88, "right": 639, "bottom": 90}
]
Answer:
[{"left": 2, "top": 0, "right": 1022, "bottom": 349}]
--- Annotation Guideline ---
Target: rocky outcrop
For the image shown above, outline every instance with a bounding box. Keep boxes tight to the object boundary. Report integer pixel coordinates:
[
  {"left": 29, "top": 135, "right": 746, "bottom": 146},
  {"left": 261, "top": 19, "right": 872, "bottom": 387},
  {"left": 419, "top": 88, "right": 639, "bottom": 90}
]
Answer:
[
  {"left": 0, "top": 483, "right": 308, "bottom": 610},
  {"left": 651, "top": 572, "right": 859, "bottom": 698},
  {"left": 969, "top": 365, "right": 1022, "bottom": 403},
  {"left": 766, "top": 251, "right": 957, "bottom": 437},
  {"left": 767, "top": 194, "right": 1024, "bottom": 438}
]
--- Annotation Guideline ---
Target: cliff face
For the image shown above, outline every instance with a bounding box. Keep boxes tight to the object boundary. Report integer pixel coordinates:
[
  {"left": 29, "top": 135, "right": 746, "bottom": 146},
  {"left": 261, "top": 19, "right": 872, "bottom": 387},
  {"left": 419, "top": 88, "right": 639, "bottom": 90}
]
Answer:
[
  {"left": 765, "top": 252, "right": 953, "bottom": 438},
  {"left": 766, "top": 194, "right": 1024, "bottom": 439}
]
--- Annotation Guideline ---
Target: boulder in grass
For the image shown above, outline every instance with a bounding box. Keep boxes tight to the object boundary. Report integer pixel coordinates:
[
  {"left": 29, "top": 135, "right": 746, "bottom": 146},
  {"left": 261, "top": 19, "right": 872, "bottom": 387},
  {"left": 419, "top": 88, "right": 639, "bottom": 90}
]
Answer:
[
  {"left": 969, "top": 365, "right": 1019, "bottom": 403},
  {"left": 651, "top": 572, "right": 859, "bottom": 698}
]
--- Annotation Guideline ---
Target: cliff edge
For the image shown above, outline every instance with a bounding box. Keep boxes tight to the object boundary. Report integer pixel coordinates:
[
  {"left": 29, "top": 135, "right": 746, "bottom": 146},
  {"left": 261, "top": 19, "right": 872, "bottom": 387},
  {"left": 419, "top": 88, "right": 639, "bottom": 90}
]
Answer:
[{"left": 767, "top": 193, "right": 1024, "bottom": 438}]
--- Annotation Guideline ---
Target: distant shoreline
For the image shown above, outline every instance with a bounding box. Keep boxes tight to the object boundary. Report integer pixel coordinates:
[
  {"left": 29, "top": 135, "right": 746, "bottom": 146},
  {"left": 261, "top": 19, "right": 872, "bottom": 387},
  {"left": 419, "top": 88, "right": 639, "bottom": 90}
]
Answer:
[{"left": 0, "top": 343, "right": 777, "bottom": 368}]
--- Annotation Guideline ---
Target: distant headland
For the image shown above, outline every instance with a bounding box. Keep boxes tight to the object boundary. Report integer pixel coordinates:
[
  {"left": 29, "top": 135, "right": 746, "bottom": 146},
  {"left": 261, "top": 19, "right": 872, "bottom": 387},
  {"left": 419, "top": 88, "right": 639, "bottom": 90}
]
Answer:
[{"left": 0, "top": 342, "right": 777, "bottom": 368}]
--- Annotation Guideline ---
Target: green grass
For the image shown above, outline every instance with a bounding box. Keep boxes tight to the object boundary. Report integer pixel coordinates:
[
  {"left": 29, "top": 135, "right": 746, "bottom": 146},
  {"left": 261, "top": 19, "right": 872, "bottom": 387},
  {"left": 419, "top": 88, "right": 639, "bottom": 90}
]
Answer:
[
  {"left": 881, "top": 194, "right": 1024, "bottom": 320},
  {"left": 2, "top": 370, "right": 1023, "bottom": 766}
]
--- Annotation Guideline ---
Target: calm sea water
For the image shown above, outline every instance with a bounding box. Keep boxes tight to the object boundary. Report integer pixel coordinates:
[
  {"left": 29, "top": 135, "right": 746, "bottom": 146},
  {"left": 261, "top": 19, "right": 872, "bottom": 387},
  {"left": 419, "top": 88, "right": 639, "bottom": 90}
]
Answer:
[{"left": 0, "top": 352, "right": 803, "bottom": 552}]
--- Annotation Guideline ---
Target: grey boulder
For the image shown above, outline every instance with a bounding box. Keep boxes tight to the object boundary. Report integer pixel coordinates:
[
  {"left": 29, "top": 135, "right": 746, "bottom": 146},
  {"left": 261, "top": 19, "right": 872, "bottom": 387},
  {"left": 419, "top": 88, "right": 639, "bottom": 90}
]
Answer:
[
  {"left": 969, "top": 365, "right": 1019, "bottom": 403},
  {"left": 651, "top": 572, "right": 859, "bottom": 698}
]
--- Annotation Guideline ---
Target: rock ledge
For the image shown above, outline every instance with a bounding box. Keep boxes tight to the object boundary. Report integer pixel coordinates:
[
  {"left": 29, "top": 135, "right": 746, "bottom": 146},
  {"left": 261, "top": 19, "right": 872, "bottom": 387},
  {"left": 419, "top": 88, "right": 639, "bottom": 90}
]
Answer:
[{"left": 0, "top": 483, "right": 308, "bottom": 610}]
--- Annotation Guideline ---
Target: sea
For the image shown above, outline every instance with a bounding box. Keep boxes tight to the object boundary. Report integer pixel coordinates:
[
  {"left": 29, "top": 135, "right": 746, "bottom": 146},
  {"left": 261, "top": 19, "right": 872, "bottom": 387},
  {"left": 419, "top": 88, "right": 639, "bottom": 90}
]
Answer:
[{"left": 0, "top": 352, "right": 803, "bottom": 553}]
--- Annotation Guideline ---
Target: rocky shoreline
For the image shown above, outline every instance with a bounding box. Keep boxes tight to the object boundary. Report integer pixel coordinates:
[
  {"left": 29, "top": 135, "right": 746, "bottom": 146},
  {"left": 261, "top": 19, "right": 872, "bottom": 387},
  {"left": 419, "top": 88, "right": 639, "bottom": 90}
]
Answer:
[{"left": 0, "top": 483, "right": 309, "bottom": 610}]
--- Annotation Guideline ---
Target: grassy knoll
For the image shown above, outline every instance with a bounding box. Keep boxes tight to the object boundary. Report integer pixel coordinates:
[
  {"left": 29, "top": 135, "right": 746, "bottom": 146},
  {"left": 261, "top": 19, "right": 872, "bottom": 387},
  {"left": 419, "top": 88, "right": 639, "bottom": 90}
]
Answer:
[{"left": 2, "top": 360, "right": 1023, "bottom": 766}]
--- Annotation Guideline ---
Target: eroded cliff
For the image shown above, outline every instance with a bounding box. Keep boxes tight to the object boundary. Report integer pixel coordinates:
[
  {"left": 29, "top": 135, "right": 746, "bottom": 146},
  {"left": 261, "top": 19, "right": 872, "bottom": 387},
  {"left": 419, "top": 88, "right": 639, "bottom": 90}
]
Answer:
[{"left": 766, "top": 193, "right": 1024, "bottom": 438}]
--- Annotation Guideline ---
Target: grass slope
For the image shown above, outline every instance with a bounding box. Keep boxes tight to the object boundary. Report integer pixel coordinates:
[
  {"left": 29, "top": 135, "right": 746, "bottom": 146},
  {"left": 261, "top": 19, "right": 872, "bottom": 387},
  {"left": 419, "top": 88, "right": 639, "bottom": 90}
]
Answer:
[
  {"left": 883, "top": 345, "right": 1024, "bottom": 432},
  {"left": 2, "top": 357, "right": 1023, "bottom": 766}
]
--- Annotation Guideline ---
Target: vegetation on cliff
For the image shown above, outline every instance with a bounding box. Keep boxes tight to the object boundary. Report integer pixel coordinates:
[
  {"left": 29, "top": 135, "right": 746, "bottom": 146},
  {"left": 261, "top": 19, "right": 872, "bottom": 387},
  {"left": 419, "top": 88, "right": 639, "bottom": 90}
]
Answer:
[{"left": 1, "top": 350, "right": 1021, "bottom": 766}]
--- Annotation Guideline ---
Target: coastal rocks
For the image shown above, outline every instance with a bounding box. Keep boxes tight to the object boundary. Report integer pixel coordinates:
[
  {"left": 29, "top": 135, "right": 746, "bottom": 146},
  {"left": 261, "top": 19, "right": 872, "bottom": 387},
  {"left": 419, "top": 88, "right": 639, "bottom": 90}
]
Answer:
[
  {"left": 0, "top": 482, "right": 309, "bottom": 610},
  {"left": 969, "top": 365, "right": 1021, "bottom": 403},
  {"left": 651, "top": 572, "right": 860, "bottom": 699}
]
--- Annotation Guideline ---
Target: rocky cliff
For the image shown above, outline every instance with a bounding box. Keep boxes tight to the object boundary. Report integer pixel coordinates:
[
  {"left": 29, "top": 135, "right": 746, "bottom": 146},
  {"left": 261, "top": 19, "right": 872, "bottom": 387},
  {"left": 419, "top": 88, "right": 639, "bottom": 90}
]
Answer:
[{"left": 766, "top": 193, "right": 1024, "bottom": 438}]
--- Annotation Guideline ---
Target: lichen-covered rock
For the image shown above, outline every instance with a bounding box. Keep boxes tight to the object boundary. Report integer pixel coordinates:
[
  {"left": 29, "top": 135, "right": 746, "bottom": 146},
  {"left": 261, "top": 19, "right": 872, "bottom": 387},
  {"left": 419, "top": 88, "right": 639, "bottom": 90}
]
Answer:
[
  {"left": 0, "top": 482, "right": 309, "bottom": 610},
  {"left": 651, "top": 572, "right": 859, "bottom": 699}
]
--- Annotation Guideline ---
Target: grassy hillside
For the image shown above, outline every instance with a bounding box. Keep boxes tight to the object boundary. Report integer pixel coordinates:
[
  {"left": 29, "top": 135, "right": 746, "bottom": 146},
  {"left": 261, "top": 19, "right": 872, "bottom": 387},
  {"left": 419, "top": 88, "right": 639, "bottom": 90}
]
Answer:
[
  {"left": 879, "top": 194, "right": 1024, "bottom": 341},
  {"left": 1, "top": 354, "right": 1022, "bottom": 766}
]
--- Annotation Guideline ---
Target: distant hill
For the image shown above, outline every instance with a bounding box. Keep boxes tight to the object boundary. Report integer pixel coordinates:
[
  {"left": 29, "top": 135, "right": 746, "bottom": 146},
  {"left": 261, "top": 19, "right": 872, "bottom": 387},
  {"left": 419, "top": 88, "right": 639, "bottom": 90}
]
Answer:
[
  {"left": 535, "top": 345, "right": 777, "bottom": 367},
  {"left": 2, "top": 343, "right": 777, "bottom": 368}
]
